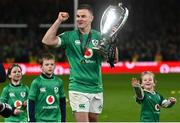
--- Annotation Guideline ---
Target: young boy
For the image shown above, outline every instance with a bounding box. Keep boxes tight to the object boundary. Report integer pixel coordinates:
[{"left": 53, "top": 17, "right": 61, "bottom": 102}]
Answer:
[
  {"left": 27, "top": 53, "right": 66, "bottom": 122},
  {"left": 131, "top": 71, "right": 176, "bottom": 122}
]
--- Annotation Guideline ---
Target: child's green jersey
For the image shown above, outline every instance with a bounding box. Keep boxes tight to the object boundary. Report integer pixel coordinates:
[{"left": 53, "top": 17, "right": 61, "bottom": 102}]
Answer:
[
  {"left": 0, "top": 83, "right": 29, "bottom": 122},
  {"left": 28, "top": 74, "right": 65, "bottom": 122},
  {"left": 137, "top": 91, "right": 164, "bottom": 122}
]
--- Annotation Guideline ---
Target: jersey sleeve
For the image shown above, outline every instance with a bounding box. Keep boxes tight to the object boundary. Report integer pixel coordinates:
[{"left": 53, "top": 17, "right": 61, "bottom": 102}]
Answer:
[
  {"left": 159, "top": 94, "right": 165, "bottom": 104},
  {"left": 58, "top": 32, "right": 70, "bottom": 47},
  {"left": 132, "top": 83, "right": 144, "bottom": 104},
  {"left": 25, "top": 85, "right": 30, "bottom": 99},
  {"left": 159, "top": 94, "right": 165, "bottom": 105},
  {"left": 0, "top": 86, "right": 9, "bottom": 103},
  {"left": 136, "top": 97, "right": 143, "bottom": 104},
  {"left": 136, "top": 91, "right": 146, "bottom": 104},
  {"left": 133, "top": 83, "right": 144, "bottom": 100},
  {"left": 28, "top": 80, "right": 38, "bottom": 101},
  {"left": 59, "top": 80, "right": 65, "bottom": 98}
]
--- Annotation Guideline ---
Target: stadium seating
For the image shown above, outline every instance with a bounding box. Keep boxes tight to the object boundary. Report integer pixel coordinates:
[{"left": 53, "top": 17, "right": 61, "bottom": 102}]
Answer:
[{"left": 0, "top": 0, "right": 179, "bottom": 62}]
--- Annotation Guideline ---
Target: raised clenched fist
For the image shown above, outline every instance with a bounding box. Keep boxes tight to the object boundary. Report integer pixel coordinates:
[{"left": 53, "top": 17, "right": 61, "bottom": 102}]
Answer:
[{"left": 58, "top": 12, "right": 69, "bottom": 22}]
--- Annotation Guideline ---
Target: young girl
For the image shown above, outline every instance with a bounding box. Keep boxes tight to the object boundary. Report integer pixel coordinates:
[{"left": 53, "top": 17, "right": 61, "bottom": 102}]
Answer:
[
  {"left": 131, "top": 71, "right": 176, "bottom": 122},
  {"left": 0, "top": 64, "right": 29, "bottom": 122}
]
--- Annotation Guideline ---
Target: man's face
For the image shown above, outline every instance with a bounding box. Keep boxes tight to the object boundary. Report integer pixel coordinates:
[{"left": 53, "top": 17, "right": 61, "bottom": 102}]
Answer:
[
  {"left": 76, "top": 9, "right": 93, "bottom": 29},
  {"left": 41, "top": 59, "right": 55, "bottom": 75}
]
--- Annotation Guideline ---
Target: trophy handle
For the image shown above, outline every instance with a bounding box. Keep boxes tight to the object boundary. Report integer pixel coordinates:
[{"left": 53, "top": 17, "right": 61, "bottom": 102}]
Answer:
[{"left": 116, "top": 7, "right": 129, "bottom": 33}]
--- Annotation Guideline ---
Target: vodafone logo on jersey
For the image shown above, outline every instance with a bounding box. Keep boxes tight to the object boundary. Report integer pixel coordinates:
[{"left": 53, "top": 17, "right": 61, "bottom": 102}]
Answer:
[
  {"left": 155, "top": 104, "right": 160, "bottom": 111},
  {"left": 14, "top": 100, "right": 22, "bottom": 109},
  {"left": 84, "top": 48, "right": 93, "bottom": 59},
  {"left": 46, "top": 95, "right": 55, "bottom": 105}
]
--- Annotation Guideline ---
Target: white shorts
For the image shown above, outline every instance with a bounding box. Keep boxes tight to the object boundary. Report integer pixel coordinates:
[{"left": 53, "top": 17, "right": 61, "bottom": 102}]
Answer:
[{"left": 69, "top": 91, "right": 103, "bottom": 114}]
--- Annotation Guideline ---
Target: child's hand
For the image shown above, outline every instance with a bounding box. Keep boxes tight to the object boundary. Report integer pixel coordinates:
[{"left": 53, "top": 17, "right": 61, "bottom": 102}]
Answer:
[
  {"left": 169, "top": 97, "right": 176, "bottom": 104},
  {"left": 14, "top": 108, "right": 23, "bottom": 115},
  {"left": 131, "top": 78, "right": 140, "bottom": 87}
]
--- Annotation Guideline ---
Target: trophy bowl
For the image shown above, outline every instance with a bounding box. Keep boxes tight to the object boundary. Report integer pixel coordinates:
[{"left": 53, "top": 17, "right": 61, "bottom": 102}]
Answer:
[{"left": 93, "top": 3, "right": 129, "bottom": 57}]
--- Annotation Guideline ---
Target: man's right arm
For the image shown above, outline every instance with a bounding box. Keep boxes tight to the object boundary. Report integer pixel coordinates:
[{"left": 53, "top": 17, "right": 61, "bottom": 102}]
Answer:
[{"left": 42, "top": 12, "right": 69, "bottom": 46}]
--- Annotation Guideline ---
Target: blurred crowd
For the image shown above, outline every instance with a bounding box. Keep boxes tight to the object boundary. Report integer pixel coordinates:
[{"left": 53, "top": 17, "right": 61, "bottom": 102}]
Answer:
[
  {"left": 0, "top": 0, "right": 180, "bottom": 63},
  {"left": 117, "top": 0, "right": 180, "bottom": 61},
  {"left": 0, "top": 28, "right": 67, "bottom": 63}
]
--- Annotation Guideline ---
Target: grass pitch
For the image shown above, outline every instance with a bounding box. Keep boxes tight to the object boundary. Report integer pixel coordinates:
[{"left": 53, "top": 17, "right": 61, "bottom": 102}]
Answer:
[{"left": 0, "top": 73, "right": 179, "bottom": 122}]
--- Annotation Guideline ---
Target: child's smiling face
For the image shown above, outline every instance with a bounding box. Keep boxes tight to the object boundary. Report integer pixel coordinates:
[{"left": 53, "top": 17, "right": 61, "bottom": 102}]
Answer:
[
  {"left": 141, "top": 73, "right": 155, "bottom": 91},
  {"left": 9, "top": 66, "right": 22, "bottom": 83}
]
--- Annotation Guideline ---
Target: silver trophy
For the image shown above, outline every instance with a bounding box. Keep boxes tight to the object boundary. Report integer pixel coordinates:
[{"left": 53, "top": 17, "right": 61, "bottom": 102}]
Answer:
[{"left": 93, "top": 3, "right": 129, "bottom": 57}]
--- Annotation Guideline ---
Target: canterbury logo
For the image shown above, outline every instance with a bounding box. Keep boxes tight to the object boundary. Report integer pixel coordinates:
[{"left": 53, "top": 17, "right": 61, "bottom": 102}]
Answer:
[
  {"left": 155, "top": 104, "right": 160, "bottom": 111},
  {"left": 75, "top": 40, "right": 81, "bottom": 45}
]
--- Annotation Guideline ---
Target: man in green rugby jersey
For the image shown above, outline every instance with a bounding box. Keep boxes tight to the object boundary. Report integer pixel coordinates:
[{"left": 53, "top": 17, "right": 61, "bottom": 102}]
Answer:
[
  {"left": 27, "top": 53, "right": 66, "bottom": 122},
  {"left": 42, "top": 4, "right": 118, "bottom": 122}
]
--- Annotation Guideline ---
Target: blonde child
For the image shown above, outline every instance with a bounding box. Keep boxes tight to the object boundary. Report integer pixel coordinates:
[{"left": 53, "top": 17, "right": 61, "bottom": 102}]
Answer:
[{"left": 131, "top": 71, "right": 176, "bottom": 122}]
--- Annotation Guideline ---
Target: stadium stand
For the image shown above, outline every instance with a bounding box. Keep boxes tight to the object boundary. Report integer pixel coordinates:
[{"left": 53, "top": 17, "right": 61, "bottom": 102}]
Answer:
[{"left": 0, "top": 0, "right": 179, "bottom": 62}]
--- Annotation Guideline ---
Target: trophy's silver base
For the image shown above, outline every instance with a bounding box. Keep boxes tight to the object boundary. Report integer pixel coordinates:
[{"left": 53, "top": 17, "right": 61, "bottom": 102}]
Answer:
[{"left": 92, "top": 47, "right": 107, "bottom": 59}]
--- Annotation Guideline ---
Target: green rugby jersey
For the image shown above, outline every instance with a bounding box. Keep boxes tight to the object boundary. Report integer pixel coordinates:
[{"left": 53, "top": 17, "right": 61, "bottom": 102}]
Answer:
[
  {"left": 0, "top": 83, "right": 29, "bottom": 122},
  {"left": 28, "top": 74, "right": 65, "bottom": 122},
  {"left": 59, "top": 29, "right": 103, "bottom": 93},
  {"left": 136, "top": 91, "right": 164, "bottom": 122}
]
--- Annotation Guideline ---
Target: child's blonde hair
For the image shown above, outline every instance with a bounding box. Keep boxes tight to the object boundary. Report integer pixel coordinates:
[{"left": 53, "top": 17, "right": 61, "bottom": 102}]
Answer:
[{"left": 140, "top": 71, "right": 156, "bottom": 84}]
